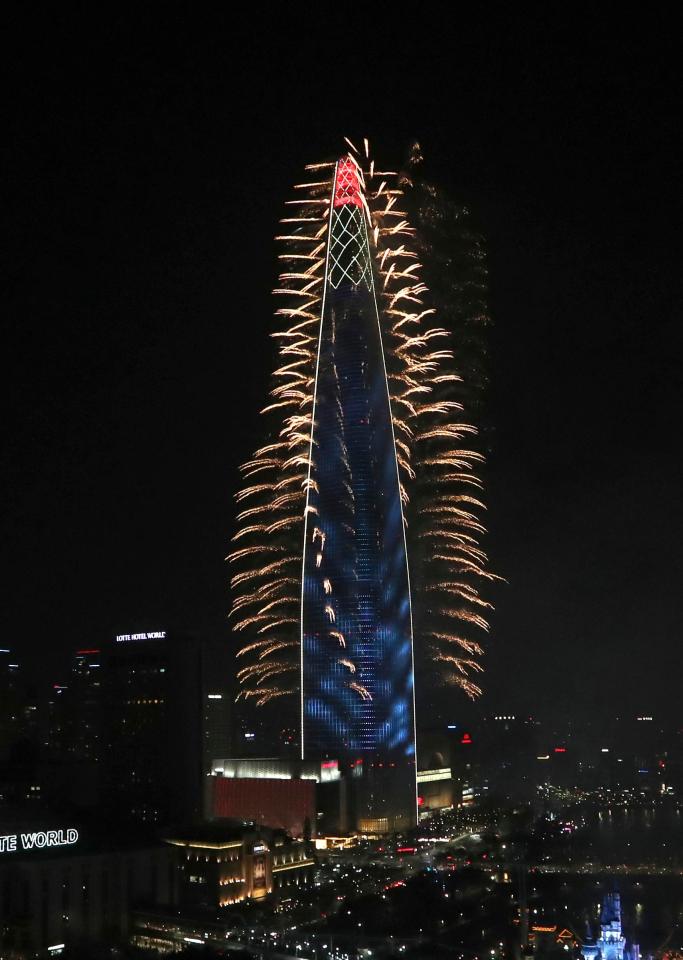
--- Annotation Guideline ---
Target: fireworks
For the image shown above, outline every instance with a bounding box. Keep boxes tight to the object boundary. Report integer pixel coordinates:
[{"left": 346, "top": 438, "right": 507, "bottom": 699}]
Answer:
[{"left": 228, "top": 140, "right": 494, "bottom": 712}]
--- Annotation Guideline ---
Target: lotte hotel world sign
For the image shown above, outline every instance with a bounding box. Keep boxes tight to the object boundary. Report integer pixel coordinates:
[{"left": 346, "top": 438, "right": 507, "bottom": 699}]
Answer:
[{"left": 115, "top": 630, "right": 166, "bottom": 642}]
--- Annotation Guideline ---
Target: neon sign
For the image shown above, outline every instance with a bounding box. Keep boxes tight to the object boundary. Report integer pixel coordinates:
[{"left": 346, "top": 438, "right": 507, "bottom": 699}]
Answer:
[
  {"left": 0, "top": 828, "right": 79, "bottom": 854},
  {"left": 115, "top": 631, "right": 166, "bottom": 642}
]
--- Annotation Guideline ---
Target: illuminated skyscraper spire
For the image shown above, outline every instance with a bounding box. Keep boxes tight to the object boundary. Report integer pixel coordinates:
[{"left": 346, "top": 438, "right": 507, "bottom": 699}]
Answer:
[
  {"left": 229, "top": 142, "right": 494, "bottom": 831},
  {"left": 300, "top": 157, "right": 415, "bottom": 809}
]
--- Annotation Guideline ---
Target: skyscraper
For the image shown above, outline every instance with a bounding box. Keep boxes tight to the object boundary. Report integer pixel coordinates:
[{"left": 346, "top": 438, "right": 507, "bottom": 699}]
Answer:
[
  {"left": 230, "top": 144, "right": 493, "bottom": 832},
  {"left": 47, "top": 649, "right": 103, "bottom": 764},
  {"left": 0, "top": 649, "right": 22, "bottom": 769},
  {"left": 103, "top": 631, "right": 202, "bottom": 825}
]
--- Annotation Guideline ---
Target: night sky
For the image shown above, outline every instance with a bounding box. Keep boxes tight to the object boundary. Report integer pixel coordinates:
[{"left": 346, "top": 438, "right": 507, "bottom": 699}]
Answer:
[{"left": 5, "top": 10, "right": 681, "bottom": 722}]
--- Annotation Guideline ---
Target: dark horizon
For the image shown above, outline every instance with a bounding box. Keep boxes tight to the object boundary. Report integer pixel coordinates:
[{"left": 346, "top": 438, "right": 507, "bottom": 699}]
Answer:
[{"left": 4, "top": 11, "right": 681, "bottom": 725}]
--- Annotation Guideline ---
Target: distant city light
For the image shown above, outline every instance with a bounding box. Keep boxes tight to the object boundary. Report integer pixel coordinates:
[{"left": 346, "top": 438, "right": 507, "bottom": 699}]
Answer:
[{"left": 417, "top": 768, "right": 451, "bottom": 783}]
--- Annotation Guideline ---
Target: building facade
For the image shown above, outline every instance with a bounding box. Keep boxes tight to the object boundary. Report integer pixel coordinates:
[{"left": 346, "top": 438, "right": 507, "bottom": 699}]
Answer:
[
  {"left": 132, "top": 828, "right": 313, "bottom": 951},
  {"left": 49, "top": 649, "right": 104, "bottom": 764},
  {"left": 165, "top": 826, "right": 313, "bottom": 909},
  {"left": 208, "top": 758, "right": 342, "bottom": 836},
  {"left": 299, "top": 158, "right": 416, "bottom": 833},
  {"left": 0, "top": 819, "right": 175, "bottom": 956},
  {"left": 200, "top": 639, "right": 232, "bottom": 818},
  {"left": 102, "top": 630, "right": 202, "bottom": 826}
]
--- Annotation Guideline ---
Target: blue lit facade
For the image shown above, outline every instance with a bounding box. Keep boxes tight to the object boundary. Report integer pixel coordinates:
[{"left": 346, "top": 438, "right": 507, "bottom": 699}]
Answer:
[{"left": 301, "top": 158, "right": 416, "bottom": 830}]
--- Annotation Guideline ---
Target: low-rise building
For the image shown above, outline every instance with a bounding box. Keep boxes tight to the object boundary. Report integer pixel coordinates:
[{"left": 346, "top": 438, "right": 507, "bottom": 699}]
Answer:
[
  {"left": 166, "top": 823, "right": 314, "bottom": 907},
  {"left": 208, "top": 758, "right": 343, "bottom": 836},
  {"left": 132, "top": 823, "right": 315, "bottom": 952}
]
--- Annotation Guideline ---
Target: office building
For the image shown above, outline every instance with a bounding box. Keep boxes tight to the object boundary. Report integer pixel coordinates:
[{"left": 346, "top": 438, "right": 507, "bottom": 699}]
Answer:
[{"left": 102, "top": 630, "right": 202, "bottom": 826}]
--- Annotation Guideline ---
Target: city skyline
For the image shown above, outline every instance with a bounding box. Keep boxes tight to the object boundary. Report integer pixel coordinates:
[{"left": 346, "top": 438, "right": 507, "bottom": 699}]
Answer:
[
  {"left": 4, "top": 13, "right": 681, "bottom": 725},
  {"left": 3, "top": 11, "right": 682, "bottom": 958}
]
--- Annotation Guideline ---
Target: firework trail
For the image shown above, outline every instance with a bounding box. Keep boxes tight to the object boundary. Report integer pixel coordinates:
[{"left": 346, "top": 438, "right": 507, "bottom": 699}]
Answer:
[{"left": 228, "top": 141, "right": 494, "bottom": 714}]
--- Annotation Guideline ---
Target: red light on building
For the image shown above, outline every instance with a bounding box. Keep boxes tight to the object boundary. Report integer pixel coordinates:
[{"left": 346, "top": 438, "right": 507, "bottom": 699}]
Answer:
[
  {"left": 554, "top": 747, "right": 567, "bottom": 753},
  {"left": 333, "top": 157, "right": 363, "bottom": 208},
  {"left": 461, "top": 733, "right": 472, "bottom": 744},
  {"left": 76, "top": 649, "right": 101, "bottom": 655},
  {"left": 396, "top": 846, "right": 416, "bottom": 854},
  {"left": 212, "top": 778, "right": 315, "bottom": 837},
  {"left": 321, "top": 760, "right": 338, "bottom": 769},
  {"left": 417, "top": 795, "right": 424, "bottom": 806}
]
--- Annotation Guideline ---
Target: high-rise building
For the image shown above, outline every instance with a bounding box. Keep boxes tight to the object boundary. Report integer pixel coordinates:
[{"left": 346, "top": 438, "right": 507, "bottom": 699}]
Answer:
[
  {"left": 38, "top": 649, "right": 106, "bottom": 811},
  {"left": 102, "top": 630, "right": 202, "bottom": 826},
  {"left": 230, "top": 146, "right": 493, "bottom": 833},
  {"left": 0, "top": 649, "right": 22, "bottom": 768},
  {"left": 200, "top": 638, "right": 232, "bottom": 818},
  {"left": 47, "top": 649, "right": 103, "bottom": 764},
  {"left": 298, "top": 158, "right": 416, "bottom": 832},
  {"left": 200, "top": 640, "right": 231, "bottom": 774},
  {"left": 69, "top": 649, "right": 104, "bottom": 762}
]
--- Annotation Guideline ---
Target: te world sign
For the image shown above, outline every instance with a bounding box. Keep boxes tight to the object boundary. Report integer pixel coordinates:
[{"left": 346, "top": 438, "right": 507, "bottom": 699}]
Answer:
[{"left": 0, "top": 828, "right": 79, "bottom": 854}]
